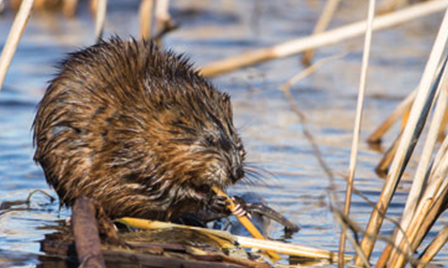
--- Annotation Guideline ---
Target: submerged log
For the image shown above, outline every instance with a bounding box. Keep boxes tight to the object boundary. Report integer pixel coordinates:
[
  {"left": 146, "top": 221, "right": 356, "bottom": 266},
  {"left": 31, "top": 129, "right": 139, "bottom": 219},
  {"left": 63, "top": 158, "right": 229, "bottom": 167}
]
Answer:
[
  {"left": 72, "top": 196, "right": 106, "bottom": 268},
  {"left": 40, "top": 235, "right": 253, "bottom": 268},
  {"left": 40, "top": 206, "right": 266, "bottom": 268}
]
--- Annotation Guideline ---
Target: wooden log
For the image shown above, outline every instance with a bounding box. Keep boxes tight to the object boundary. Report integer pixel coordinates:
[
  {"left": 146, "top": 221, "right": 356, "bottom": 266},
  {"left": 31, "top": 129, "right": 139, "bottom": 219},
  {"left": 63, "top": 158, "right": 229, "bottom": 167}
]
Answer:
[
  {"left": 72, "top": 196, "right": 106, "bottom": 268},
  {"left": 40, "top": 235, "right": 250, "bottom": 268}
]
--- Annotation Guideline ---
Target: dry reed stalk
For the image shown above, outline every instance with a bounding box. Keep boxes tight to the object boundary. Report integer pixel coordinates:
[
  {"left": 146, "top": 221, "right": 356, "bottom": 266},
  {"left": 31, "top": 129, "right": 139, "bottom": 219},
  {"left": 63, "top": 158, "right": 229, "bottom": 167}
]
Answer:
[
  {"left": 438, "top": 105, "right": 448, "bottom": 140},
  {"left": 389, "top": 182, "right": 448, "bottom": 267},
  {"left": 332, "top": 201, "right": 422, "bottom": 267},
  {"left": 371, "top": 64, "right": 443, "bottom": 181},
  {"left": 0, "top": 0, "right": 34, "bottom": 93},
  {"left": 62, "top": 0, "right": 78, "bottom": 17},
  {"left": 354, "top": 8, "right": 448, "bottom": 266},
  {"left": 367, "top": 90, "right": 416, "bottom": 144},
  {"left": 386, "top": 60, "right": 448, "bottom": 268},
  {"left": 392, "top": 164, "right": 448, "bottom": 267},
  {"left": 400, "top": 106, "right": 411, "bottom": 130},
  {"left": 375, "top": 131, "right": 402, "bottom": 176},
  {"left": 155, "top": 0, "right": 170, "bottom": 22},
  {"left": 413, "top": 186, "right": 448, "bottom": 266},
  {"left": 237, "top": 236, "right": 351, "bottom": 262},
  {"left": 280, "top": 54, "right": 345, "bottom": 198},
  {"left": 333, "top": 207, "right": 372, "bottom": 268},
  {"left": 72, "top": 197, "right": 106, "bottom": 268},
  {"left": 280, "top": 53, "right": 346, "bottom": 179},
  {"left": 412, "top": 180, "right": 448, "bottom": 243},
  {"left": 377, "top": 94, "right": 448, "bottom": 266},
  {"left": 379, "top": 0, "right": 409, "bottom": 13},
  {"left": 417, "top": 223, "right": 448, "bottom": 268},
  {"left": 376, "top": 243, "right": 392, "bottom": 268},
  {"left": 388, "top": 198, "right": 433, "bottom": 267},
  {"left": 281, "top": 53, "right": 347, "bottom": 91},
  {"left": 212, "top": 187, "right": 281, "bottom": 261},
  {"left": 199, "top": 0, "right": 448, "bottom": 77},
  {"left": 155, "top": 0, "right": 171, "bottom": 32},
  {"left": 385, "top": 61, "right": 448, "bottom": 267},
  {"left": 118, "top": 217, "right": 347, "bottom": 261},
  {"left": 302, "top": 0, "right": 341, "bottom": 65},
  {"left": 428, "top": 123, "right": 448, "bottom": 183},
  {"left": 139, "top": 0, "right": 155, "bottom": 41},
  {"left": 89, "top": 0, "right": 97, "bottom": 14},
  {"left": 94, "top": 0, "right": 107, "bottom": 41},
  {"left": 338, "top": 0, "right": 376, "bottom": 267},
  {"left": 394, "top": 61, "right": 448, "bottom": 249}
]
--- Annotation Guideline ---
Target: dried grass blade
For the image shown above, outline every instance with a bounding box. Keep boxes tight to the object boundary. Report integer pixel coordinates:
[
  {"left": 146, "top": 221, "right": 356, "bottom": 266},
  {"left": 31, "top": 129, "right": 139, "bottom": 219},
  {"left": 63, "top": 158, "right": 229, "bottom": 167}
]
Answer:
[
  {"left": 95, "top": 0, "right": 107, "bottom": 41},
  {"left": 212, "top": 186, "right": 281, "bottom": 261},
  {"left": 354, "top": 9, "right": 448, "bottom": 266},
  {"left": 397, "top": 58, "right": 448, "bottom": 246},
  {"left": 367, "top": 90, "right": 416, "bottom": 144},
  {"left": 338, "top": 0, "right": 376, "bottom": 267},
  {"left": 302, "top": 0, "right": 341, "bottom": 65},
  {"left": 0, "top": 0, "right": 34, "bottom": 93},
  {"left": 117, "top": 217, "right": 347, "bottom": 261},
  {"left": 417, "top": 223, "right": 448, "bottom": 268},
  {"left": 139, "top": 0, "right": 155, "bottom": 41},
  {"left": 387, "top": 57, "right": 448, "bottom": 268},
  {"left": 199, "top": 0, "right": 448, "bottom": 77}
]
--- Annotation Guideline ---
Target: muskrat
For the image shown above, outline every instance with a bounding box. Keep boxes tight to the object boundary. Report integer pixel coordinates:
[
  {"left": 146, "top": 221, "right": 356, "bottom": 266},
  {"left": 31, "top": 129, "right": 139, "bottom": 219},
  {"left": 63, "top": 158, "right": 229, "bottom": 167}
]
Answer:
[{"left": 33, "top": 37, "right": 246, "bottom": 221}]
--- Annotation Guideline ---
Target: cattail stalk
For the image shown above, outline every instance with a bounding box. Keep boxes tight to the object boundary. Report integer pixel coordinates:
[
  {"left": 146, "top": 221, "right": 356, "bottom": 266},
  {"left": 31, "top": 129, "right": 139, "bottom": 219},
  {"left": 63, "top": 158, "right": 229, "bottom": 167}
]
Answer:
[
  {"left": 338, "top": 0, "right": 376, "bottom": 267},
  {"left": 0, "top": 0, "right": 34, "bottom": 93},
  {"left": 354, "top": 8, "right": 448, "bottom": 266}
]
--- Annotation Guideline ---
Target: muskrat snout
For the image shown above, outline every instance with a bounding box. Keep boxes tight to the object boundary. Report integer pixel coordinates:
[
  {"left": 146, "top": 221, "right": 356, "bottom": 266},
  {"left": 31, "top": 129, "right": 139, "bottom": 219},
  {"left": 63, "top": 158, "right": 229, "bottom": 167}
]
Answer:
[{"left": 231, "top": 166, "right": 245, "bottom": 183}]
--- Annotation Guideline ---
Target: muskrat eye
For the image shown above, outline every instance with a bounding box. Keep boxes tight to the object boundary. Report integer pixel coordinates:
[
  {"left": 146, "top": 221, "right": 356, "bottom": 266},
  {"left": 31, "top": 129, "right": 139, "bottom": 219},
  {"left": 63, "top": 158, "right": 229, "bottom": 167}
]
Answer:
[
  {"left": 205, "top": 135, "right": 216, "bottom": 145},
  {"left": 239, "top": 149, "right": 246, "bottom": 158},
  {"left": 237, "top": 144, "right": 246, "bottom": 158}
]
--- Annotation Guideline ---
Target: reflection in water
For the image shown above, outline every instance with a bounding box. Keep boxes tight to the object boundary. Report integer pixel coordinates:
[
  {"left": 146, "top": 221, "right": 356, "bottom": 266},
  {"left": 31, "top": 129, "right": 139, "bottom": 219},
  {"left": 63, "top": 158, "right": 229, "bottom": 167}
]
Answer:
[{"left": 0, "top": 0, "right": 446, "bottom": 266}]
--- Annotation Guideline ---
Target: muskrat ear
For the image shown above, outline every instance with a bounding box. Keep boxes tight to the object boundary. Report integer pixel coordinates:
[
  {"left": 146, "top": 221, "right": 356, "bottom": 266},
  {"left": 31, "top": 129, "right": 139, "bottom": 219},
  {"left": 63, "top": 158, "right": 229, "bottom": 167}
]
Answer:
[{"left": 220, "top": 93, "right": 233, "bottom": 118}]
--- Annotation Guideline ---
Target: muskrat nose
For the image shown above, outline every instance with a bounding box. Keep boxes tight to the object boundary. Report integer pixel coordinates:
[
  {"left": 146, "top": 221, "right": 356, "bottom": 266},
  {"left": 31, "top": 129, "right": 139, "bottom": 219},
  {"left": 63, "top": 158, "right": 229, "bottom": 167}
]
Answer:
[{"left": 231, "top": 166, "right": 245, "bottom": 182}]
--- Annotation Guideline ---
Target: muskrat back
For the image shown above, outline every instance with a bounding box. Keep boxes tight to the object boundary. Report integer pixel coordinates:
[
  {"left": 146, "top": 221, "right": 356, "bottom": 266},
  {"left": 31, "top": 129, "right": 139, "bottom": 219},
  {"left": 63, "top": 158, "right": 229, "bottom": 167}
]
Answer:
[{"left": 33, "top": 37, "right": 246, "bottom": 220}]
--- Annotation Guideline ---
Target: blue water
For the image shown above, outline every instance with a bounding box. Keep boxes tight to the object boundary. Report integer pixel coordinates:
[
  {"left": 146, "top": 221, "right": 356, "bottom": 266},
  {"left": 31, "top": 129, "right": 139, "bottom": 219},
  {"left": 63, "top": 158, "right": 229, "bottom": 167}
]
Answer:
[{"left": 0, "top": 0, "right": 447, "bottom": 267}]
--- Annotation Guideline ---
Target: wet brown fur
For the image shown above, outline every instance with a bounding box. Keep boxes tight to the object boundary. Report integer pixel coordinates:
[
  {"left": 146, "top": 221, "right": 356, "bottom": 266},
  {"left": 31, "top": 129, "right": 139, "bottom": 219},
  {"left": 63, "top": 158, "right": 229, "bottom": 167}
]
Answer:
[{"left": 33, "top": 37, "right": 246, "bottom": 220}]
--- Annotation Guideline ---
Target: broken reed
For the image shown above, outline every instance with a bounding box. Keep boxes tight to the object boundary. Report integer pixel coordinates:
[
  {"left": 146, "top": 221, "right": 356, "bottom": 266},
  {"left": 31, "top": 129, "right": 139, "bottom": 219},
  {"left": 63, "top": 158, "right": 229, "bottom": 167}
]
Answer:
[
  {"left": 353, "top": 8, "right": 448, "bottom": 267},
  {"left": 199, "top": 0, "right": 448, "bottom": 77},
  {"left": 338, "top": 0, "right": 376, "bottom": 267},
  {"left": 302, "top": 0, "right": 341, "bottom": 65},
  {"left": 0, "top": 0, "right": 34, "bottom": 92}
]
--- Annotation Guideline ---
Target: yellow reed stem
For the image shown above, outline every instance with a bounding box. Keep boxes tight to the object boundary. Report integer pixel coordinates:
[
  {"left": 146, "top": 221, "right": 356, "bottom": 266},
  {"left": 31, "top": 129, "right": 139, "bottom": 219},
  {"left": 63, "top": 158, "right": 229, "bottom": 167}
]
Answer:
[{"left": 212, "top": 186, "right": 281, "bottom": 261}]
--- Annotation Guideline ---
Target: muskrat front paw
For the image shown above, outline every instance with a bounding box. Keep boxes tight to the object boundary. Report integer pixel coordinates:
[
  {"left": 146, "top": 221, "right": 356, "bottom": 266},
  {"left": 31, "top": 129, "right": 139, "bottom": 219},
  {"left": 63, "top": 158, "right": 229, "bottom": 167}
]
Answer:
[
  {"left": 208, "top": 195, "right": 230, "bottom": 214},
  {"left": 208, "top": 195, "right": 250, "bottom": 218},
  {"left": 230, "top": 196, "right": 250, "bottom": 218}
]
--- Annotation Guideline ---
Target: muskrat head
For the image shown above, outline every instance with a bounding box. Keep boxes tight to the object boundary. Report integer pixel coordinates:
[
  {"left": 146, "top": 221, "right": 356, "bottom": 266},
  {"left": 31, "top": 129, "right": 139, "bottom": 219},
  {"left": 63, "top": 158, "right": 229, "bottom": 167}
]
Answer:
[
  {"left": 145, "top": 86, "right": 246, "bottom": 205},
  {"left": 193, "top": 120, "right": 246, "bottom": 189}
]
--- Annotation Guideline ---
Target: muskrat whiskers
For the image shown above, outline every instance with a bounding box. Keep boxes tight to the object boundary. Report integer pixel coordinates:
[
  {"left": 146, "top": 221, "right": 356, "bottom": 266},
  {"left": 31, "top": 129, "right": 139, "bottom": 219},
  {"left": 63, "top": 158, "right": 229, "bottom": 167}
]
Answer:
[
  {"left": 240, "top": 164, "right": 272, "bottom": 187},
  {"left": 245, "top": 163, "right": 274, "bottom": 178}
]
